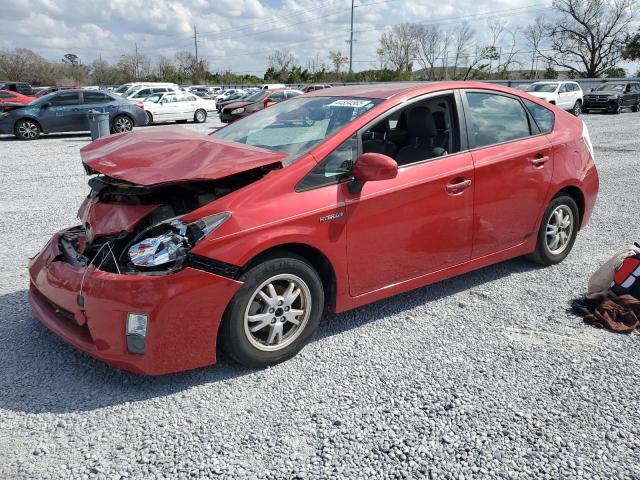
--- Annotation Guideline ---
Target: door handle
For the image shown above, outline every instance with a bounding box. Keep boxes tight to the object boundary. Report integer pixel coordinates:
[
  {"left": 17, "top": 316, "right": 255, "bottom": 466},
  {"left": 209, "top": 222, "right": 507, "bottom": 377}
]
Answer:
[
  {"left": 446, "top": 177, "right": 472, "bottom": 195},
  {"left": 531, "top": 154, "right": 550, "bottom": 168}
]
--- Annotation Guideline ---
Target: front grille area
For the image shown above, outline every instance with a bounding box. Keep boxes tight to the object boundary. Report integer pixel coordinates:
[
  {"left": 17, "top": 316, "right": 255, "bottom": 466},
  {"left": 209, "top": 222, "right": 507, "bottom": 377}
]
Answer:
[
  {"left": 585, "top": 95, "right": 610, "bottom": 103},
  {"left": 31, "top": 286, "right": 93, "bottom": 342}
]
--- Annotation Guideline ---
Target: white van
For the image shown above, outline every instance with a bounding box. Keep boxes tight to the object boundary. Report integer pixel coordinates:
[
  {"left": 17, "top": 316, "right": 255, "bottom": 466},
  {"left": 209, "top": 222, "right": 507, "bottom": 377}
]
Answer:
[{"left": 260, "top": 84, "right": 286, "bottom": 90}]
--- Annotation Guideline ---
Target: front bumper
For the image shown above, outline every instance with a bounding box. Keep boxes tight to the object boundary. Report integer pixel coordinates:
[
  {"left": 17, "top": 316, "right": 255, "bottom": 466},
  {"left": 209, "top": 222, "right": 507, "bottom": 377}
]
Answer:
[
  {"left": 219, "top": 111, "right": 247, "bottom": 123},
  {"left": 582, "top": 98, "right": 618, "bottom": 111},
  {"left": 28, "top": 228, "right": 242, "bottom": 375}
]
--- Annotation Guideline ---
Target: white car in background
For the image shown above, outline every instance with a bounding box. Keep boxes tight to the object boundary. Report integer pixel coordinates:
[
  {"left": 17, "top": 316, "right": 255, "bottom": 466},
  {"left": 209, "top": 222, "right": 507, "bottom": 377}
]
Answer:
[
  {"left": 524, "top": 81, "right": 584, "bottom": 116},
  {"left": 142, "top": 91, "right": 217, "bottom": 124},
  {"left": 126, "top": 85, "right": 182, "bottom": 102}
]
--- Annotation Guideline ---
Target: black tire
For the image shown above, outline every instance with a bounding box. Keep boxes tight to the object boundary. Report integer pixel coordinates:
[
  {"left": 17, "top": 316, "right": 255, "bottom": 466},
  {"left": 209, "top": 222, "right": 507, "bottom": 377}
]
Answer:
[
  {"left": 632, "top": 102, "right": 639, "bottom": 113},
  {"left": 14, "top": 119, "right": 41, "bottom": 140},
  {"left": 194, "top": 109, "right": 207, "bottom": 123},
  {"left": 612, "top": 101, "right": 622, "bottom": 114},
  {"left": 527, "top": 195, "right": 580, "bottom": 266},
  {"left": 111, "top": 114, "right": 134, "bottom": 133},
  {"left": 572, "top": 100, "right": 581, "bottom": 116},
  {"left": 145, "top": 111, "right": 153, "bottom": 125},
  {"left": 219, "top": 253, "right": 324, "bottom": 368}
]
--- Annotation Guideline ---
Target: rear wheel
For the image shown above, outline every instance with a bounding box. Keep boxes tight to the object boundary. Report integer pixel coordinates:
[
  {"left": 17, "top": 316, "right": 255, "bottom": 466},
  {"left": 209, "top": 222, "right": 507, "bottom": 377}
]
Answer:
[
  {"left": 14, "top": 119, "right": 41, "bottom": 140},
  {"left": 194, "top": 109, "right": 207, "bottom": 123},
  {"left": 527, "top": 195, "right": 579, "bottom": 266},
  {"left": 145, "top": 111, "right": 153, "bottom": 125},
  {"left": 112, "top": 115, "right": 133, "bottom": 133},
  {"left": 219, "top": 254, "right": 324, "bottom": 367},
  {"left": 572, "top": 100, "right": 582, "bottom": 116}
]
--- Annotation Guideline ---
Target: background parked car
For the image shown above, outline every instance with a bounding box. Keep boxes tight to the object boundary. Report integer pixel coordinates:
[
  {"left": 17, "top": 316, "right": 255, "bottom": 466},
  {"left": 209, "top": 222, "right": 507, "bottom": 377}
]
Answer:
[
  {"left": 0, "top": 81, "right": 34, "bottom": 96},
  {"left": 216, "top": 91, "right": 252, "bottom": 112},
  {"left": 142, "top": 91, "right": 216, "bottom": 124},
  {"left": 524, "top": 81, "right": 583, "bottom": 116},
  {"left": 302, "top": 84, "right": 332, "bottom": 93},
  {"left": 220, "top": 88, "right": 302, "bottom": 123},
  {"left": 215, "top": 88, "right": 246, "bottom": 105},
  {"left": 126, "top": 85, "right": 181, "bottom": 102},
  {"left": 582, "top": 81, "right": 640, "bottom": 114},
  {"left": 0, "top": 90, "right": 34, "bottom": 105},
  {"left": 0, "top": 89, "right": 147, "bottom": 140}
]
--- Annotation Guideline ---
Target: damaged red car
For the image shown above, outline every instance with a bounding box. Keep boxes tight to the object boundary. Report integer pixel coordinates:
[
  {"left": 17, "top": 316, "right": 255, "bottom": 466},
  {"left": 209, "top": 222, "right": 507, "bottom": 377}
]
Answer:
[{"left": 29, "top": 82, "right": 599, "bottom": 374}]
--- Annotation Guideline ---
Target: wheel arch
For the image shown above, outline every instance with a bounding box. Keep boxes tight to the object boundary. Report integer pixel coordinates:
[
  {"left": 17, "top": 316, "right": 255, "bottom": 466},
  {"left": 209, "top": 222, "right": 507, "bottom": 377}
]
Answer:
[
  {"left": 554, "top": 185, "right": 585, "bottom": 228},
  {"left": 238, "top": 243, "right": 337, "bottom": 312},
  {"left": 111, "top": 112, "right": 134, "bottom": 128}
]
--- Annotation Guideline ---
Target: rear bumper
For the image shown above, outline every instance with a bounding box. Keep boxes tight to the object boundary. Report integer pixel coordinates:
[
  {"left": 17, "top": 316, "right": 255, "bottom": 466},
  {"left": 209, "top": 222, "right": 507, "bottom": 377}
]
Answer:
[{"left": 28, "top": 229, "right": 242, "bottom": 375}]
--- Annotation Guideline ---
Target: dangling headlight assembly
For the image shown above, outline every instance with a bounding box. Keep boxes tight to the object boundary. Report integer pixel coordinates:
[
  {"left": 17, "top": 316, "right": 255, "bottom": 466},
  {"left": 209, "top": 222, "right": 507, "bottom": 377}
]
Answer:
[{"left": 126, "top": 212, "right": 230, "bottom": 271}]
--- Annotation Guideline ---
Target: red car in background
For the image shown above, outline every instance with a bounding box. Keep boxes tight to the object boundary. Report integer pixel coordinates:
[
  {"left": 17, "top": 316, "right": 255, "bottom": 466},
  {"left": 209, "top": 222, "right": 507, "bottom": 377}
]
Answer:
[
  {"left": 29, "top": 82, "right": 598, "bottom": 374},
  {"left": 219, "top": 88, "right": 302, "bottom": 122},
  {"left": 0, "top": 90, "right": 34, "bottom": 104}
]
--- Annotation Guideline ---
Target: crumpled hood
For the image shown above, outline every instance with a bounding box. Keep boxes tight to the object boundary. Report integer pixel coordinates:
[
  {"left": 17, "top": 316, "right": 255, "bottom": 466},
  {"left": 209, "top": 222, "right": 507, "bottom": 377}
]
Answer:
[{"left": 80, "top": 126, "right": 286, "bottom": 186}]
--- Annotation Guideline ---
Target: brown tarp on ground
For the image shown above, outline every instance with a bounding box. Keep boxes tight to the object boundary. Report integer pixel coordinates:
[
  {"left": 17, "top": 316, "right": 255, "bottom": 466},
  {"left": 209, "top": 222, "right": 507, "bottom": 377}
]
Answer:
[{"left": 582, "top": 294, "right": 640, "bottom": 333}]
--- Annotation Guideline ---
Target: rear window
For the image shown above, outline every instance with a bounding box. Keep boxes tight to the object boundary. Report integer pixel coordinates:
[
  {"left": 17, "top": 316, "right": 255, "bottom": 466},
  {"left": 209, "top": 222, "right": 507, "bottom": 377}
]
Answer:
[{"left": 523, "top": 99, "right": 554, "bottom": 134}]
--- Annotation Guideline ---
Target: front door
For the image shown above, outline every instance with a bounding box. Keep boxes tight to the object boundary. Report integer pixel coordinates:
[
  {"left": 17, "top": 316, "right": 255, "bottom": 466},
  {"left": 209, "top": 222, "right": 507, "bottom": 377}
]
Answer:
[
  {"left": 461, "top": 90, "right": 553, "bottom": 259},
  {"left": 345, "top": 92, "right": 474, "bottom": 296},
  {"left": 40, "top": 91, "right": 84, "bottom": 132}
]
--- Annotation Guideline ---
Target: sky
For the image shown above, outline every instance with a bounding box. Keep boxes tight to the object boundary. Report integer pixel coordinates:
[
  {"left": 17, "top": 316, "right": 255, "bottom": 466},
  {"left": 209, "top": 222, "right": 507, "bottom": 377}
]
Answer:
[{"left": 0, "top": 0, "right": 637, "bottom": 75}]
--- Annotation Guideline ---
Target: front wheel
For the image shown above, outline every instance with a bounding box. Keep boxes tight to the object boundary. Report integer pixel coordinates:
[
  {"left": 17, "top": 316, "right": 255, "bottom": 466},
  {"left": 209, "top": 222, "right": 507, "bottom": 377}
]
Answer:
[
  {"left": 112, "top": 115, "right": 133, "bottom": 133},
  {"left": 14, "top": 119, "right": 41, "bottom": 140},
  {"left": 632, "top": 102, "right": 639, "bottom": 113},
  {"left": 194, "top": 109, "right": 207, "bottom": 123},
  {"left": 219, "top": 254, "right": 324, "bottom": 367},
  {"left": 527, "top": 195, "right": 579, "bottom": 266},
  {"left": 572, "top": 100, "right": 582, "bottom": 116}
]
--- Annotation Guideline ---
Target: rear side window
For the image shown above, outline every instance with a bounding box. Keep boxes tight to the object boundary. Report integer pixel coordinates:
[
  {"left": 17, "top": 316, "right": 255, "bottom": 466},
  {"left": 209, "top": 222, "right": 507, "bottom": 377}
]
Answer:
[
  {"left": 49, "top": 92, "right": 80, "bottom": 106},
  {"left": 523, "top": 99, "right": 554, "bottom": 134},
  {"left": 83, "top": 92, "right": 111, "bottom": 104},
  {"left": 465, "top": 92, "right": 531, "bottom": 148}
]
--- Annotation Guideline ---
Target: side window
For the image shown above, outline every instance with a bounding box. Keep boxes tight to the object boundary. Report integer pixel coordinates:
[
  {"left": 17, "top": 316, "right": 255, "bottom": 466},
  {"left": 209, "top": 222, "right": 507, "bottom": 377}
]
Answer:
[
  {"left": 297, "top": 136, "right": 357, "bottom": 191},
  {"left": 83, "top": 92, "right": 111, "bottom": 104},
  {"left": 361, "top": 94, "right": 458, "bottom": 166},
  {"left": 49, "top": 92, "right": 80, "bottom": 106},
  {"left": 0, "top": 92, "right": 12, "bottom": 98},
  {"left": 465, "top": 92, "right": 532, "bottom": 148},
  {"left": 523, "top": 99, "right": 554, "bottom": 134},
  {"left": 270, "top": 92, "right": 285, "bottom": 101},
  {"left": 134, "top": 88, "right": 151, "bottom": 97},
  {"left": 287, "top": 91, "right": 301, "bottom": 99},
  {"left": 558, "top": 84, "right": 568, "bottom": 93}
]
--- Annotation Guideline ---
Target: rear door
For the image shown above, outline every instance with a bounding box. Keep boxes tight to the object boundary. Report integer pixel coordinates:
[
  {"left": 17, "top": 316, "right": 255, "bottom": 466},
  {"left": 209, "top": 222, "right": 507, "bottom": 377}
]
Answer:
[
  {"left": 40, "top": 91, "right": 84, "bottom": 132},
  {"left": 461, "top": 90, "right": 553, "bottom": 259},
  {"left": 557, "top": 84, "right": 572, "bottom": 110}
]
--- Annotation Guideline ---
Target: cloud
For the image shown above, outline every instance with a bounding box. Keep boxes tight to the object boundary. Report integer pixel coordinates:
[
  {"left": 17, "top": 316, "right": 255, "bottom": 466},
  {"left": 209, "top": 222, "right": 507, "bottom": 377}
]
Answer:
[{"left": 0, "top": 0, "right": 559, "bottom": 75}]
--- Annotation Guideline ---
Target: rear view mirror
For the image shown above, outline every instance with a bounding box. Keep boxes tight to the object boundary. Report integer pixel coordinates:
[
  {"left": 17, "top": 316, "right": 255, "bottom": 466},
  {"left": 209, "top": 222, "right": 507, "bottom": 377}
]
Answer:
[{"left": 349, "top": 153, "right": 398, "bottom": 194}]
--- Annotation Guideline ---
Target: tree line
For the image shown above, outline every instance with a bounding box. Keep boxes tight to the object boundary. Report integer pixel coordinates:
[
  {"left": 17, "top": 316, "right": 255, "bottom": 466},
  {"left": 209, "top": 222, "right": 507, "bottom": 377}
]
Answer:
[{"left": 1, "top": 0, "right": 639, "bottom": 87}]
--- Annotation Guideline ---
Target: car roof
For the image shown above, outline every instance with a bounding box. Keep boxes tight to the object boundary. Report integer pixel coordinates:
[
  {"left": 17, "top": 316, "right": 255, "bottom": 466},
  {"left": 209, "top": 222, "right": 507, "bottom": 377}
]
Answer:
[{"left": 303, "top": 81, "right": 531, "bottom": 99}]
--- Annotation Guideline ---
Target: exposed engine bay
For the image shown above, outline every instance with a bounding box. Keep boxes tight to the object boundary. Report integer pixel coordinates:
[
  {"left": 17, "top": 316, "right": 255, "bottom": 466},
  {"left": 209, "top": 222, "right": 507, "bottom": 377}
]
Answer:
[{"left": 57, "top": 166, "right": 273, "bottom": 275}]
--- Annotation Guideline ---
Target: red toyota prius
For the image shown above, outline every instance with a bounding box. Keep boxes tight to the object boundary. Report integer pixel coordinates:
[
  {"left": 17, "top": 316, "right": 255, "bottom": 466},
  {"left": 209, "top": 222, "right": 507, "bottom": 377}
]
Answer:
[{"left": 28, "top": 82, "right": 599, "bottom": 374}]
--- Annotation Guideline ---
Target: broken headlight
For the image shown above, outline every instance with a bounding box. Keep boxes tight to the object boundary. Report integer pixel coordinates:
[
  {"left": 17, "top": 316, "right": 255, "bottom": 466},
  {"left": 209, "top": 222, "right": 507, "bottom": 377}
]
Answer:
[{"left": 128, "top": 212, "right": 230, "bottom": 269}]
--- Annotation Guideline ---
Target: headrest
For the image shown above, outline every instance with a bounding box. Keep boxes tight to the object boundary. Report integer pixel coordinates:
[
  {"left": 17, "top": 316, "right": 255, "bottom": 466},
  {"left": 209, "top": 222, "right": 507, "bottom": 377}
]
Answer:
[
  {"left": 406, "top": 106, "right": 436, "bottom": 138},
  {"left": 432, "top": 110, "right": 446, "bottom": 129}
]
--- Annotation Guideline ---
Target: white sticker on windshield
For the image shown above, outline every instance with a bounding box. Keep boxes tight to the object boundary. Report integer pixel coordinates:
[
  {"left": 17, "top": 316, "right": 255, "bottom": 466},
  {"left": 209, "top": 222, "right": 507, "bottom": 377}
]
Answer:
[{"left": 327, "top": 99, "right": 373, "bottom": 108}]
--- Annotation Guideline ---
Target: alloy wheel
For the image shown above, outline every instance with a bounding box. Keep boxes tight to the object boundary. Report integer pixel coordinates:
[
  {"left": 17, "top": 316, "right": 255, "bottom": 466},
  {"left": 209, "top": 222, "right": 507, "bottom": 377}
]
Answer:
[
  {"left": 243, "top": 274, "right": 312, "bottom": 352},
  {"left": 545, "top": 205, "right": 574, "bottom": 255},
  {"left": 195, "top": 110, "right": 206, "bottom": 122},
  {"left": 17, "top": 121, "right": 39, "bottom": 139},
  {"left": 114, "top": 116, "right": 133, "bottom": 132},
  {"left": 573, "top": 102, "right": 581, "bottom": 116}
]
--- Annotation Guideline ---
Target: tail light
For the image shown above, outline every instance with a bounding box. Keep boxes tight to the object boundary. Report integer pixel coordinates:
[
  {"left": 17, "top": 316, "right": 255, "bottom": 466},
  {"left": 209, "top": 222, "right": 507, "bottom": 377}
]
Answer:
[
  {"left": 134, "top": 102, "right": 144, "bottom": 110},
  {"left": 581, "top": 121, "right": 594, "bottom": 159}
]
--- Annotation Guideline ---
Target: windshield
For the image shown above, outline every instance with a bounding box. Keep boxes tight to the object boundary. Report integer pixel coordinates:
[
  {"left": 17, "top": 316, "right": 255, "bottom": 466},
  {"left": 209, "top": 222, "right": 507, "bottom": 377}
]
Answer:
[
  {"left": 114, "top": 84, "right": 131, "bottom": 94},
  {"left": 525, "top": 83, "right": 558, "bottom": 93},
  {"left": 212, "top": 96, "right": 381, "bottom": 164},
  {"left": 596, "top": 83, "right": 625, "bottom": 92},
  {"left": 244, "top": 91, "right": 269, "bottom": 103}
]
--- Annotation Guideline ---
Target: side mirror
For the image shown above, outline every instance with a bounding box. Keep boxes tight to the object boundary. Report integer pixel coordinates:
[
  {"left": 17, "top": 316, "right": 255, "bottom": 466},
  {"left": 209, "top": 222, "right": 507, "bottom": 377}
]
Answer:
[
  {"left": 42, "top": 102, "right": 51, "bottom": 109},
  {"left": 349, "top": 152, "right": 398, "bottom": 194}
]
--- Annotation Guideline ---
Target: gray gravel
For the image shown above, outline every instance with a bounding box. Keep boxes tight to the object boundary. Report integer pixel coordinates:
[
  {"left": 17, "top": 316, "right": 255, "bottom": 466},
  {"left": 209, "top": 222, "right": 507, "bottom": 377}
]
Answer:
[{"left": 1, "top": 113, "right": 639, "bottom": 480}]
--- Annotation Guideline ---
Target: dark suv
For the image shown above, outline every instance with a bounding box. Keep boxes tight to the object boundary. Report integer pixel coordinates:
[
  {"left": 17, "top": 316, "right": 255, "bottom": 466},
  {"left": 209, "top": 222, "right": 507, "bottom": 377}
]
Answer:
[
  {"left": 582, "top": 81, "right": 640, "bottom": 114},
  {"left": 0, "top": 89, "right": 148, "bottom": 140}
]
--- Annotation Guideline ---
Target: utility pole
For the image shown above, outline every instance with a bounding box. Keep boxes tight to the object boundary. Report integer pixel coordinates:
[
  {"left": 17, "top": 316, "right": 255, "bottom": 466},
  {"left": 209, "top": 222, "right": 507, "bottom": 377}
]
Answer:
[
  {"left": 194, "top": 25, "right": 199, "bottom": 84},
  {"left": 348, "top": 0, "right": 354, "bottom": 74},
  {"left": 134, "top": 42, "right": 139, "bottom": 80}
]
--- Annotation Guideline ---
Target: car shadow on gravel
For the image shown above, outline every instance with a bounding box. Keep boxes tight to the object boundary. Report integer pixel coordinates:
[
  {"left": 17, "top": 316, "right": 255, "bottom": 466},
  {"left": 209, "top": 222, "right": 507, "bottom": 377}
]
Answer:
[
  {"left": 0, "top": 133, "right": 91, "bottom": 142},
  {"left": 0, "top": 257, "right": 540, "bottom": 414}
]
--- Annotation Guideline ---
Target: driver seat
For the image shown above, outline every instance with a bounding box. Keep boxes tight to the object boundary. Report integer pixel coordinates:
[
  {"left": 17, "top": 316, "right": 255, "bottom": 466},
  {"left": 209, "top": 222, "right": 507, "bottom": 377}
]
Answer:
[{"left": 396, "top": 106, "right": 447, "bottom": 165}]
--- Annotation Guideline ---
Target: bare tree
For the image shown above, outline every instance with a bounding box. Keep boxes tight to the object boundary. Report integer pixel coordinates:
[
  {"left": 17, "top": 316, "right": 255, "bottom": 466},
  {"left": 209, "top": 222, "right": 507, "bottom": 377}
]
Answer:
[
  {"left": 377, "top": 22, "right": 421, "bottom": 73},
  {"left": 450, "top": 23, "right": 474, "bottom": 80},
  {"left": 543, "top": 0, "right": 636, "bottom": 77},
  {"left": 415, "top": 25, "right": 446, "bottom": 80},
  {"left": 328, "top": 51, "right": 348, "bottom": 73},
  {"left": 523, "top": 16, "right": 546, "bottom": 77},
  {"left": 268, "top": 48, "right": 297, "bottom": 81},
  {"left": 496, "top": 28, "right": 523, "bottom": 79}
]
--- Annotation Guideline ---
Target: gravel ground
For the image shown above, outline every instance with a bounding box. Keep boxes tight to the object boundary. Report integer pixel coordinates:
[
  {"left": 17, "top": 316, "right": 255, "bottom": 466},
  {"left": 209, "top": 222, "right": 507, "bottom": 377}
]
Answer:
[{"left": 0, "top": 112, "right": 639, "bottom": 480}]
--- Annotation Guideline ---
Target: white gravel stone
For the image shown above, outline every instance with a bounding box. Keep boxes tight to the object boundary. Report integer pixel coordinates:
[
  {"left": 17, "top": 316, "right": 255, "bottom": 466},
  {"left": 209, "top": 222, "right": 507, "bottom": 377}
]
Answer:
[{"left": 0, "top": 113, "right": 639, "bottom": 479}]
